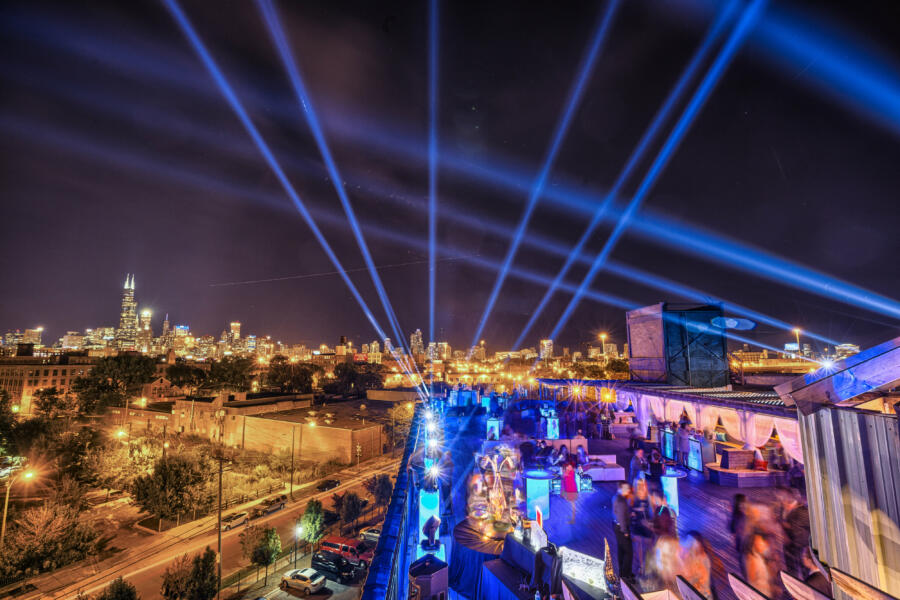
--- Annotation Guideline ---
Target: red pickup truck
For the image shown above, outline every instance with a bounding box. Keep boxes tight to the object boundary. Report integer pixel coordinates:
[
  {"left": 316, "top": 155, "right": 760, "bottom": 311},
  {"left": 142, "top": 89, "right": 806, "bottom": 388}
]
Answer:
[{"left": 319, "top": 535, "right": 374, "bottom": 569}]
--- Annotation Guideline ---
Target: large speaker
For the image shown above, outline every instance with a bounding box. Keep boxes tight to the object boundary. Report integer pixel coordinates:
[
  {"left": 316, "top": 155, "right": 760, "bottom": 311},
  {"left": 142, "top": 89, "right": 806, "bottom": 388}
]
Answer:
[{"left": 626, "top": 303, "right": 728, "bottom": 388}]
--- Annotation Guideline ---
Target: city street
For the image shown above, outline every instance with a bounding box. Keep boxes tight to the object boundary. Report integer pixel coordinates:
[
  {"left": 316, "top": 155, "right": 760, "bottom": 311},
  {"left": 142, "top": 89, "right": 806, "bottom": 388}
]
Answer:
[
  {"left": 236, "top": 552, "right": 362, "bottom": 600},
  {"left": 28, "top": 456, "right": 399, "bottom": 600}
]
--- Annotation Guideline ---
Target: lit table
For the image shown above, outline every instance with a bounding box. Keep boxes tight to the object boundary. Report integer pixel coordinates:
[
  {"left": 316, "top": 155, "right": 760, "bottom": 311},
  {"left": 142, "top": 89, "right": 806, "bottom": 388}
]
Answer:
[
  {"left": 523, "top": 469, "right": 555, "bottom": 519},
  {"left": 660, "top": 466, "right": 687, "bottom": 515}
]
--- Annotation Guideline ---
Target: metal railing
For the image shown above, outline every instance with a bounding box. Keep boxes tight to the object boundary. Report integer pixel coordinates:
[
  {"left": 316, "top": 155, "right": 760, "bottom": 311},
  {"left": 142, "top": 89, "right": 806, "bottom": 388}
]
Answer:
[{"left": 360, "top": 409, "right": 421, "bottom": 600}]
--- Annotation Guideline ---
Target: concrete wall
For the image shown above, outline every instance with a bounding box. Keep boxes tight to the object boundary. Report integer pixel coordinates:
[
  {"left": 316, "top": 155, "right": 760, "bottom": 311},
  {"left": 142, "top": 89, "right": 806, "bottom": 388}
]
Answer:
[{"left": 223, "top": 417, "right": 384, "bottom": 464}]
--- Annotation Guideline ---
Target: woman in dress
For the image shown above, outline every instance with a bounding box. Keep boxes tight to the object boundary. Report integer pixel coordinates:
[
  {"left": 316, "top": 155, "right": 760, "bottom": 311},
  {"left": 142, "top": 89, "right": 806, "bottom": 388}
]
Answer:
[{"left": 561, "top": 460, "right": 578, "bottom": 524}]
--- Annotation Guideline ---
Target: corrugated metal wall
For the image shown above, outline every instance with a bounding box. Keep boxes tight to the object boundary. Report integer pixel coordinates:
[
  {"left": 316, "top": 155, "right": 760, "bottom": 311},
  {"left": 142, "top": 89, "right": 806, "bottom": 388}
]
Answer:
[{"left": 800, "top": 407, "right": 900, "bottom": 597}]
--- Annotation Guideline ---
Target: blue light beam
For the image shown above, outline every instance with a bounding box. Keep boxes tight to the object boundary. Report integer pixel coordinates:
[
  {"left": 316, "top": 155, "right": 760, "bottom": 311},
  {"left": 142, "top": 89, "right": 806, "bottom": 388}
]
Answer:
[
  {"left": 161, "top": 0, "right": 427, "bottom": 399},
  {"left": 256, "top": 0, "right": 422, "bottom": 379},
  {"left": 428, "top": 0, "right": 439, "bottom": 359},
  {"left": 512, "top": 0, "right": 740, "bottom": 352},
  {"left": 16, "top": 13, "right": 900, "bottom": 322},
  {"left": 548, "top": 0, "right": 769, "bottom": 343},
  {"left": 468, "top": 0, "right": 621, "bottom": 353}
]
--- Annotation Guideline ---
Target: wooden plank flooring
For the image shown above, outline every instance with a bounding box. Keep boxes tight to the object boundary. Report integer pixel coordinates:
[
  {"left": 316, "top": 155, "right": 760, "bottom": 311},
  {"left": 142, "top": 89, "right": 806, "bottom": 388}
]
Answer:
[{"left": 443, "top": 414, "right": 795, "bottom": 600}]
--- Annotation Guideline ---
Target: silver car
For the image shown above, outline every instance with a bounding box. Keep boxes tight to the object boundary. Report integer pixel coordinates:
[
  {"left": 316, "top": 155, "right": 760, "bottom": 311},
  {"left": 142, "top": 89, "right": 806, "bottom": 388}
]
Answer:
[
  {"left": 280, "top": 568, "right": 326, "bottom": 595},
  {"left": 220, "top": 511, "right": 248, "bottom": 531},
  {"left": 358, "top": 526, "right": 381, "bottom": 544}
]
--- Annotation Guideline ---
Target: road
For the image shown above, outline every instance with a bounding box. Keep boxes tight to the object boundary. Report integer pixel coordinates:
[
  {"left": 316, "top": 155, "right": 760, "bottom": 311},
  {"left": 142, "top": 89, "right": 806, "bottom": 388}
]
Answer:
[
  {"left": 235, "top": 552, "right": 362, "bottom": 600},
  {"left": 33, "top": 456, "right": 400, "bottom": 599}
]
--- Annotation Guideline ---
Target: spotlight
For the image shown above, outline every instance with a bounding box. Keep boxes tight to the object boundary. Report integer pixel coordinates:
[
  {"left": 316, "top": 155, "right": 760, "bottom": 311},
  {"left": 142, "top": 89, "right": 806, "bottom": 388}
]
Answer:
[
  {"left": 426, "top": 422, "right": 436, "bottom": 434},
  {"left": 428, "top": 465, "right": 440, "bottom": 478},
  {"left": 821, "top": 360, "right": 835, "bottom": 370}
]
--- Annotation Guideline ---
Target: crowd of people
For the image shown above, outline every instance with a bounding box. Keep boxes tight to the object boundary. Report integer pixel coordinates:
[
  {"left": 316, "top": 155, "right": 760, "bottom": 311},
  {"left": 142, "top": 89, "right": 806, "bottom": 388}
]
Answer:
[{"left": 612, "top": 444, "right": 826, "bottom": 600}]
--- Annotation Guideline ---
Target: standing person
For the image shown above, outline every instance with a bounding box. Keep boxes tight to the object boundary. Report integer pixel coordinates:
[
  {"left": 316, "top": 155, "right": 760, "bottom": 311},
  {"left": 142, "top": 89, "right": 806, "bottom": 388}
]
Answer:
[
  {"left": 562, "top": 461, "right": 579, "bottom": 524},
  {"left": 677, "top": 424, "right": 691, "bottom": 467},
  {"left": 613, "top": 482, "right": 635, "bottom": 583},
  {"left": 631, "top": 477, "right": 653, "bottom": 575},
  {"left": 730, "top": 494, "right": 748, "bottom": 562},
  {"left": 630, "top": 448, "right": 649, "bottom": 482},
  {"left": 743, "top": 531, "right": 782, "bottom": 599},
  {"left": 782, "top": 492, "right": 811, "bottom": 578},
  {"left": 681, "top": 532, "right": 714, "bottom": 599}
]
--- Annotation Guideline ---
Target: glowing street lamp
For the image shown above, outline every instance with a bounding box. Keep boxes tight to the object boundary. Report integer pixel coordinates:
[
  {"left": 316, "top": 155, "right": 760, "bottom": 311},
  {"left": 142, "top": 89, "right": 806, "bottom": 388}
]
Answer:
[
  {"left": 294, "top": 523, "right": 304, "bottom": 567},
  {"left": 1, "top": 469, "right": 36, "bottom": 547}
]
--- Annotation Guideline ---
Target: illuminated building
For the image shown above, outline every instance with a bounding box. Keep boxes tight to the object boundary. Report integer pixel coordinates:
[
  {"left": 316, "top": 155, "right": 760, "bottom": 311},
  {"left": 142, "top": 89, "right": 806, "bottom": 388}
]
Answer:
[
  {"left": 835, "top": 343, "right": 860, "bottom": 359},
  {"left": 115, "top": 274, "right": 138, "bottom": 350},
  {"left": 0, "top": 355, "right": 95, "bottom": 414},
  {"left": 230, "top": 321, "right": 241, "bottom": 341},
  {"left": 245, "top": 334, "right": 257, "bottom": 351},
  {"left": 384, "top": 338, "right": 392, "bottom": 354},
  {"left": 370, "top": 340, "right": 380, "bottom": 354},
  {"left": 410, "top": 329, "right": 425, "bottom": 357},
  {"left": 361, "top": 343, "right": 369, "bottom": 354},
  {"left": 23, "top": 327, "right": 44, "bottom": 346},
  {"left": 540, "top": 339, "right": 553, "bottom": 360},
  {"left": 426, "top": 342, "right": 437, "bottom": 361},
  {"left": 438, "top": 342, "right": 451, "bottom": 360},
  {"left": 137, "top": 309, "right": 153, "bottom": 353},
  {"left": 61, "top": 331, "right": 84, "bottom": 350}
]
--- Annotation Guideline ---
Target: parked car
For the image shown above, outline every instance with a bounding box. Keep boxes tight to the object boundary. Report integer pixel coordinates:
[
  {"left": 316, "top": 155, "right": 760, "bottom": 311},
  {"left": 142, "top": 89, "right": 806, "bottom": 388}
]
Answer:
[
  {"left": 280, "top": 567, "right": 326, "bottom": 595},
  {"left": 316, "top": 479, "right": 340, "bottom": 492},
  {"left": 310, "top": 550, "right": 355, "bottom": 582},
  {"left": 220, "top": 511, "right": 248, "bottom": 531},
  {"left": 320, "top": 535, "right": 375, "bottom": 569},
  {"left": 358, "top": 526, "right": 381, "bottom": 544}
]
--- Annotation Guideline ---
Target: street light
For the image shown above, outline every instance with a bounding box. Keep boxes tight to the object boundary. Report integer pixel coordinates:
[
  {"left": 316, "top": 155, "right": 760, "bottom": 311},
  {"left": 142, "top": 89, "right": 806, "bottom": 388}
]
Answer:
[
  {"left": 1, "top": 469, "right": 36, "bottom": 548},
  {"left": 294, "top": 523, "right": 303, "bottom": 567}
]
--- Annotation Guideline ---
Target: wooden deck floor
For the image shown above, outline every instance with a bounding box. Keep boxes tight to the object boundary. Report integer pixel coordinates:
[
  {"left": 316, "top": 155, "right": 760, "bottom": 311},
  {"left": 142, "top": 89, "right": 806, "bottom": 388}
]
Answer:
[{"left": 443, "top": 413, "right": 793, "bottom": 600}]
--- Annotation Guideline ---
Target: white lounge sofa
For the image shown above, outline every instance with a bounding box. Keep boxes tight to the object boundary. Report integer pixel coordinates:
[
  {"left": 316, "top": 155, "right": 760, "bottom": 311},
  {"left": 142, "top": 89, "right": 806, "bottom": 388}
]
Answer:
[{"left": 582, "top": 454, "right": 626, "bottom": 482}]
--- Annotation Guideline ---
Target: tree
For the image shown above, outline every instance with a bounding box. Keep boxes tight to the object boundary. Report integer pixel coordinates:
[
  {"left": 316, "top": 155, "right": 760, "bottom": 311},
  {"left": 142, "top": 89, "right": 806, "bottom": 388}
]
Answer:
[
  {"left": 340, "top": 492, "right": 363, "bottom": 532},
  {"left": 187, "top": 547, "right": 217, "bottom": 600},
  {"left": 266, "top": 357, "right": 320, "bottom": 393},
  {"left": 239, "top": 524, "right": 263, "bottom": 564},
  {"left": 300, "top": 499, "right": 325, "bottom": 546},
  {"left": 250, "top": 527, "right": 281, "bottom": 586},
  {"left": 33, "top": 387, "right": 78, "bottom": 420},
  {"left": 206, "top": 357, "right": 253, "bottom": 392},
  {"left": 373, "top": 474, "right": 393, "bottom": 515},
  {"left": 161, "top": 554, "right": 191, "bottom": 600},
  {"left": 95, "top": 577, "right": 139, "bottom": 600},
  {"left": 0, "top": 502, "right": 101, "bottom": 584},
  {"left": 73, "top": 355, "right": 156, "bottom": 414},
  {"left": 50, "top": 475, "right": 90, "bottom": 511},
  {"left": 571, "top": 363, "right": 606, "bottom": 380},
  {"left": 0, "top": 390, "right": 17, "bottom": 454},
  {"left": 606, "top": 358, "right": 629, "bottom": 374},
  {"left": 132, "top": 454, "right": 210, "bottom": 522},
  {"left": 165, "top": 364, "right": 207, "bottom": 396},
  {"left": 388, "top": 402, "right": 415, "bottom": 449},
  {"left": 331, "top": 492, "right": 345, "bottom": 514}
]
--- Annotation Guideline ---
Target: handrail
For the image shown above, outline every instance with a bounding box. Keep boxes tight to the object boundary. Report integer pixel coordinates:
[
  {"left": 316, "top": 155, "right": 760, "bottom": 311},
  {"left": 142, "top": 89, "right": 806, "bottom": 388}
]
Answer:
[{"left": 360, "top": 407, "right": 421, "bottom": 600}]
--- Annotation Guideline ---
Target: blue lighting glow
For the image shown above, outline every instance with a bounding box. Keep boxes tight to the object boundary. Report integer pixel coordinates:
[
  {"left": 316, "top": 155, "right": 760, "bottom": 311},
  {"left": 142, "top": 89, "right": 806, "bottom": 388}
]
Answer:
[
  {"left": 523, "top": 469, "right": 554, "bottom": 520},
  {"left": 468, "top": 0, "right": 621, "bottom": 353},
  {"left": 428, "top": 0, "right": 439, "bottom": 360},
  {"left": 548, "top": 0, "right": 769, "bottom": 342},
  {"left": 17, "top": 9, "right": 900, "bottom": 323},
  {"left": 512, "top": 0, "right": 740, "bottom": 352},
  {"left": 256, "top": 0, "right": 427, "bottom": 394},
  {"left": 160, "top": 0, "right": 427, "bottom": 399}
]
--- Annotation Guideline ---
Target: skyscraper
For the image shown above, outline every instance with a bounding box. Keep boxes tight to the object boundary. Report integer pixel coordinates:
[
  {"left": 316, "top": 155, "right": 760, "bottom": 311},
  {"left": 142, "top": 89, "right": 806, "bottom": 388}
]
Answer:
[
  {"left": 384, "top": 338, "right": 392, "bottom": 354},
  {"left": 540, "top": 339, "right": 553, "bottom": 360},
  {"left": 137, "top": 309, "right": 153, "bottom": 353},
  {"left": 116, "top": 274, "right": 138, "bottom": 350},
  {"left": 410, "top": 329, "right": 425, "bottom": 356},
  {"left": 230, "top": 322, "right": 241, "bottom": 341}
]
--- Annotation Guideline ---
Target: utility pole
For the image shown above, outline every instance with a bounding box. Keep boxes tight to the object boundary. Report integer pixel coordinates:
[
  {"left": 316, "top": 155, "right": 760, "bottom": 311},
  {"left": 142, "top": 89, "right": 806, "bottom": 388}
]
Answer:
[
  {"left": 289, "top": 426, "right": 295, "bottom": 500},
  {"left": 215, "top": 452, "right": 224, "bottom": 600}
]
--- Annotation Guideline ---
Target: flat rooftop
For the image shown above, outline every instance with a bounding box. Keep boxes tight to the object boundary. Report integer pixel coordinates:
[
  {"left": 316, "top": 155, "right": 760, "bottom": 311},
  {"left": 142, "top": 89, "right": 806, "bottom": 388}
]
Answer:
[{"left": 254, "top": 399, "right": 390, "bottom": 430}]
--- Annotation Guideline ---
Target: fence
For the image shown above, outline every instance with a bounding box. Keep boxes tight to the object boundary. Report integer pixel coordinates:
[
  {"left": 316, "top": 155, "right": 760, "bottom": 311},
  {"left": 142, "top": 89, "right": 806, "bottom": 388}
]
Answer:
[{"left": 360, "top": 408, "right": 422, "bottom": 600}]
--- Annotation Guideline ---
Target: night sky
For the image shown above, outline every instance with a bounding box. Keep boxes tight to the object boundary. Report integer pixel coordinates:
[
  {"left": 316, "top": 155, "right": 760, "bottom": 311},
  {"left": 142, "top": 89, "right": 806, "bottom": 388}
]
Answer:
[{"left": 2, "top": 0, "right": 900, "bottom": 353}]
